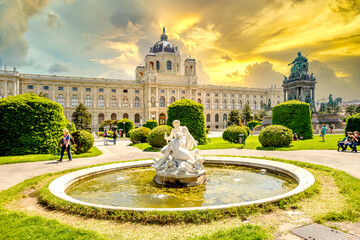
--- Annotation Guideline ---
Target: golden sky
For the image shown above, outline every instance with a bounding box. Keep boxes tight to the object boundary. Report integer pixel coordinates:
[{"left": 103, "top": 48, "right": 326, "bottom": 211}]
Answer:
[{"left": 0, "top": 0, "right": 359, "bottom": 100}]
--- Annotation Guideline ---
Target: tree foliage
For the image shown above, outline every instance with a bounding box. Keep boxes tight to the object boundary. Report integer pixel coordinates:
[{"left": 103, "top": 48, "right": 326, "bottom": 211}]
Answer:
[
  {"left": 344, "top": 113, "right": 360, "bottom": 135},
  {"left": 129, "top": 127, "right": 151, "bottom": 144},
  {"left": 166, "top": 99, "right": 207, "bottom": 145},
  {"left": 71, "top": 130, "right": 94, "bottom": 154},
  {"left": 0, "top": 93, "right": 67, "bottom": 156},
  {"left": 117, "top": 118, "right": 135, "bottom": 137},
  {"left": 72, "top": 103, "right": 91, "bottom": 130},
  {"left": 227, "top": 110, "right": 241, "bottom": 126},
  {"left": 259, "top": 125, "right": 293, "bottom": 147},
  {"left": 142, "top": 119, "right": 158, "bottom": 130},
  {"left": 272, "top": 100, "right": 313, "bottom": 139},
  {"left": 345, "top": 105, "right": 360, "bottom": 116},
  {"left": 241, "top": 103, "right": 252, "bottom": 124},
  {"left": 222, "top": 125, "right": 248, "bottom": 143},
  {"left": 148, "top": 125, "right": 173, "bottom": 148}
]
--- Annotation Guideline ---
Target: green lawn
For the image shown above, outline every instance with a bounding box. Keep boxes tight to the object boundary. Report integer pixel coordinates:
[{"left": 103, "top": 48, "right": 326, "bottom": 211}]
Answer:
[
  {"left": 131, "top": 134, "right": 343, "bottom": 151},
  {"left": 0, "top": 146, "right": 102, "bottom": 165}
]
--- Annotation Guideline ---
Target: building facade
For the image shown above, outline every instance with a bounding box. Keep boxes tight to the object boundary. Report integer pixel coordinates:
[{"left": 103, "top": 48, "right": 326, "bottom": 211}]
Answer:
[{"left": 0, "top": 30, "right": 283, "bottom": 131}]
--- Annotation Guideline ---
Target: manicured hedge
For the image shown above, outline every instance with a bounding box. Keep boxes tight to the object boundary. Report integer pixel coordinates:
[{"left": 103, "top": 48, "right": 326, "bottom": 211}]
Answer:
[
  {"left": 148, "top": 125, "right": 173, "bottom": 148},
  {"left": 345, "top": 113, "right": 360, "bottom": 135},
  {"left": 142, "top": 119, "right": 158, "bottom": 130},
  {"left": 166, "top": 99, "right": 207, "bottom": 145},
  {"left": 242, "top": 126, "right": 250, "bottom": 136},
  {"left": 273, "top": 100, "right": 313, "bottom": 139},
  {"left": 117, "top": 118, "right": 135, "bottom": 137},
  {"left": 0, "top": 93, "right": 67, "bottom": 156},
  {"left": 259, "top": 125, "right": 293, "bottom": 147},
  {"left": 222, "top": 125, "right": 248, "bottom": 143},
  {"left": 71, "top": 130, "right": 94, "bottom": 154},
  {"left": 130, "top": 127, "right": 151, "bottom": 144},
  {"left": 248, "top": 120, "right": 261, "bottom": 130}
]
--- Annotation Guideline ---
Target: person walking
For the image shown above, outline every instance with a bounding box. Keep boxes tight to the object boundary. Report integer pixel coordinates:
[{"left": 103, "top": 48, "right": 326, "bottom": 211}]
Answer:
[
  {"left": 112, "top": 131, "right": 117, "bottom": 145},
  {"left": 103, "top": 130, "right": 109, "bottom": 145},
  {"left": 320, "top": 125, "right": 326, "bottom": 142},
  {"left": 58, "top": 128, "right": 72, "bottom": 162}
]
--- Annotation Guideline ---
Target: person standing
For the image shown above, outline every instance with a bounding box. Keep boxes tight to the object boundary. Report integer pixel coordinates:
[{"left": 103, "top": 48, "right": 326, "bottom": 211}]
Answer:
[
  {"left": 58, "top": 129, "right": 72, "bottom": 162},
  {"left": 118, "top": 130, "right": 122, "bottom": 139},
  {"left": 320, "top": 125, "right": 326, "bottom": 142},
  {"left": 112, "top": 131, "right": 117, "bottom": 145},
  {"left": 103, "top": 130, "right": 108, "bottom": 145}
]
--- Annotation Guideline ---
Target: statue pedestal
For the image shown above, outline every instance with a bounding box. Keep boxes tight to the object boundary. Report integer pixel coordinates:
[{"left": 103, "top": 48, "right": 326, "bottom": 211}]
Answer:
[{"left": 154, "top": 171, "right": 207, "bottom": 187}]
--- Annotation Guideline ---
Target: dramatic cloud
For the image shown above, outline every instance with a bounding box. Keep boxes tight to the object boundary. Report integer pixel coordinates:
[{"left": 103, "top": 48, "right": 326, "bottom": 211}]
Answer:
[
  {"left": 0, "top": 0, "right": 49, "bottom": 65},
  {"left": 221, "top": 55, "right": 233, "bottom": 63},
  {"left": 48, "top": 62, "right": 70, "bottom": 73}
]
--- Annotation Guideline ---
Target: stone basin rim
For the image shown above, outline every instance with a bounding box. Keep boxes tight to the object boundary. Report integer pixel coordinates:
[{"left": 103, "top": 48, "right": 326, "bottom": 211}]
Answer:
[{"left": 48, "top": 157, "right": 315, "bottom": 212}]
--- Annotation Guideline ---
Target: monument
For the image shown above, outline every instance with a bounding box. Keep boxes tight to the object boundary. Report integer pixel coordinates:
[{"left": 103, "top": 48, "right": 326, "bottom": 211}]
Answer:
[
  {"left": 153, "top": 120, "right": 207, "bottom": 187},
  {"left": 282, "top": 52, "right": 317, "bottom": 113}
]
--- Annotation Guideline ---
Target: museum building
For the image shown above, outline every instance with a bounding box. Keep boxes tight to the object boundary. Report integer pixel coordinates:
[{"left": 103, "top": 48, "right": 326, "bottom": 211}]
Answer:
[{"left": 0, "top": 29, "right": 283, "bottom": 131}]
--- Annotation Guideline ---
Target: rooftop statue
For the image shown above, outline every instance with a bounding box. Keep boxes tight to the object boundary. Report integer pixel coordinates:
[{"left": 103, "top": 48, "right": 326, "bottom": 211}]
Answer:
[{"left": 288, "top": 52, "right": 308, "bottom": 79}]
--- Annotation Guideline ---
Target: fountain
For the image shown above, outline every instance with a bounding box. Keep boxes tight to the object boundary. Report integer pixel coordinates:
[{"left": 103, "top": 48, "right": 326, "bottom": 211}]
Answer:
[
  {"left": 48, "top": 120, "right": 315, "bottom": 211},
  {"left": 153, "top": 120, "right": 207, "bottom": 187}
]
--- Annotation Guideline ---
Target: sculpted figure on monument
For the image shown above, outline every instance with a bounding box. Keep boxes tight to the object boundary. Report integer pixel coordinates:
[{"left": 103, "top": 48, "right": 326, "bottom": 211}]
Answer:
[
  {"left": 166, "top": 120, "right": 198, "bottom": 150},
  {"left": 288, "top": 52, "right": 308, "bottom": 79}
]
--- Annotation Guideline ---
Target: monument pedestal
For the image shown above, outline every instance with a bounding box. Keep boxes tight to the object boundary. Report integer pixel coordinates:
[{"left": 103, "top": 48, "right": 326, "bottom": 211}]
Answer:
[{"left": 154, "top": 172, "right": 207, "bottom": 187}]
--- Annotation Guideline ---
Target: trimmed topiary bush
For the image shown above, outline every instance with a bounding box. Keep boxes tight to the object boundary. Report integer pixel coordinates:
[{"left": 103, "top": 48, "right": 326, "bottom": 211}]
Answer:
[
  {"left": 259, "top": 125, "right": 293, "bottom": 147},
  {"left": 0, "top": 93, "right": 67, "bottom": 156},
  {"left": 142, "top": 119, "right": 158, "bottom": 130},
  {"left": 273, "top": 100, "right": 313, "bottom": 139},
  {"left": 117, "top": 118, "right": 135, "bottom": 137},
  {"left": 130, "top": 127, "right": 151, "bottom": 144},
  {"left": 242, "top": 126, "right": 250, "bottom": 136},
  {"left": 167, "top": 99, "right": 207, "bottom": 145},
  {"left": 148, "top": 125, "right": 173, "bottom": 148},
  {"left": 345, "top": 113, "right": 360, "bottom": 135},
  {"left": 248, "top": 120, "right": 261, "bottom": 130},
  {"left": 70, "top": 130, "right": 94, "bottom": 154},
  {"left": 222, "top": 125, "right": 248, "bottom": 143}
]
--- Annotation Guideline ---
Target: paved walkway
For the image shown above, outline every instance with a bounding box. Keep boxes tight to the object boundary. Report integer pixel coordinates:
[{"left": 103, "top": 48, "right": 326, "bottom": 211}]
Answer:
[{"left": 0, "top": 140, "right": 359, "bottom": 190}]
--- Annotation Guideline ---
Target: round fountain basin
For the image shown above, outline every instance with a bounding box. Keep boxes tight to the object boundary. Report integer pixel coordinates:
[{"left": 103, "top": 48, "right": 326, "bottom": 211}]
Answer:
[{"left": 49, "top": 157, "right": 315, "bottom": 211}]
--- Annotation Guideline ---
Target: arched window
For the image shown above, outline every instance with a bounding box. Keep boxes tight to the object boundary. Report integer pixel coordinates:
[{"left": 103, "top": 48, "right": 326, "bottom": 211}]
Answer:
[
  {"left": 206, "top": 99, "right": 210, "bottom": 109},
  {"left": 167, "top": 61, "right": 172, "bottom": 70},
  {"left": 230, "top": 100, "right": 235, "bottom": 109},
  {"left": 122, "top": 96, "right": 129, "bottom": 108},
  {"left": 85, "top": 95, "right": 92, "bottom": 107},
  {"left": 238, "top": 100, "right": 242, "bottom": 109},
  {"left": 111, "top": 113, "right": 117, "bottom": 120},
  {"left": 98, "top": 113, "right": 104, "bottom": 124},
  {"left": 123, "top": 113, "right": 129, "bottom": 119},
  {"left": 198, "top": 99, "right": 201, "bottom": 104},
  {"left": 111, "top": 96, "right": 117, "bottom": 107},
  {"left": 135, "top": 113, "right": 140, "bottom": 123},
  {"left": 151, "top": 97, "right": 156, "bottom": 107},
  {"left": 223, "top": 114, "right": 227, "bottom": 122},
  {"left": 246, "top": 100, "right": 250, "bottom": 105},
  {"left": 215, "top": 99, "right": 219, "bottom": 109},
  {"left": 156, "top": 61, "right": 160, "bottom": 70},
  {"left": 215, "top": 114, "right": 219, "bottom": 122},
  {"left": 71, "top": 95, "right": 78, "bottom": 107},
  {"left": 170, "top": 96, "right": 175, "bottom": 104},
  {"left": 57, "top": 94, "right": 65, "bottom": 107},
  {"left": 159, "top": 113, "right": 166, "bottom": 125},
  {"left": 134, "top": 96, "right": 140, "bottom": 108},
  {"left": 181, "top": 97, "right": 185, "bottom": 99},
  {"left": 190, "top": 65, "right": 193, "bottom": 73},
  {"left": 150, "top": 61, "right": 154, "bottom": 70},
  {"left": 160, "top": 96, "right": 165, "bottom": 107},
  {"left": 253, "top": 101, "right": 257, "bottom": 110},
  {"left": 98, "top": 95, "right": 105, "bottom": 107},
  {"left": 222, "top": 99, "right": 227, "bottom": 109},
  {"left": 206, "top": 114, "right": 210, "bottom": 122}
]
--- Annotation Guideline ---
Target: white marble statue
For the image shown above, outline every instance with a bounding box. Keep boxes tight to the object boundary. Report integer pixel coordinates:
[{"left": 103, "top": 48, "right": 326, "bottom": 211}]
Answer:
[{"left": 153, "top": 120, "right": 205, "bottom": 176}]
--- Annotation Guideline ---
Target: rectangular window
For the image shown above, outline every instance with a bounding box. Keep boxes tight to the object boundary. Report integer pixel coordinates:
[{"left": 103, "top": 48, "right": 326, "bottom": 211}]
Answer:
[
  {"left": 198, "top": 93, "right": 201, "bottom": 96},
  {"left": 246, "top": 95, "right": 249, "bottom": 98},
  {"left": 223, "top": 94, "right": 226, "bottom": 97},
  {"left": 111, "top": 89, "right": 116, "bottom": 92},
  {"left": 43, "top": 86, "right": 49, "bottom": 90},
  {"left": 239, "top": 95, "right": 242, "bottom": 98},
  {"left": 58, "top": 86, "right": 64, "bottom": 91},
  {"left": 260, "top": 95, "right": 263, "bottom": 99},
  {"left": 206, "top": 93, "right": 210, "bottom": 96},
  {"left": 231, "top": 94, "right": 234, "bottom": 97},
  {"left": 171, "top": 90, "right": 175, "bottom": 94},
  {"left": 28, "top": 85, "right": 34, "bottom": 90},
  {"left": 253, "top": 95, "right": 257, "bottom": 98},
  {"left": 215, "top": 93, "right": 218, "bottom": 97},
  {"left": 72, "top": 87, "right": 78, "bottom": 91},
  {"left": 181, "top": 90, "right": 185, "bottom": 94},
  {"left": 160, "top": 89, "right": 165, "bottom": 93},
  {"left": 123, "top": 89, "right": 128, "bottom": 93},
  {"left": 135, "top": 89, "right": 140, "bottom": 94},
  {"left": 99, "top": 88, "right": 104, "bottom": 92},
  {"left": 86, "top": 88, "right": 91, "bottom": 92}
]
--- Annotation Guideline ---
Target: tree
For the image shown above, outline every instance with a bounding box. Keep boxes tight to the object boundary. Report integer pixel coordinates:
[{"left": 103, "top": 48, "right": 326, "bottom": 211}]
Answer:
[
  {"left": 254, "top": 110, "right": 267, "bottom": 121},
  {"left": 241, "top": 103, "right": 251, "bottom": 125},
  {"left": 227, "top": 110, "right": 241, "bottom": 126},
  {"left": 100, "top": 119, "right": 118, "bottom": 129},
  {"left": 72, "top": 103, "right": 91, "bottom": 130},
  {"left": 345, "top": 104, "right": 360, "bottom": 116}
]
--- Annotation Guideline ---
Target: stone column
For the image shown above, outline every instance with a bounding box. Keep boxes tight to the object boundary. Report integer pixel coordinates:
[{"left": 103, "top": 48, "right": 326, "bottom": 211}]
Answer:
[
  {"left": 4, "top": 80, "right": 8, "bottom": 98},
  {"left": 311, "top": 88, "right": 315, "bottom": 101}
]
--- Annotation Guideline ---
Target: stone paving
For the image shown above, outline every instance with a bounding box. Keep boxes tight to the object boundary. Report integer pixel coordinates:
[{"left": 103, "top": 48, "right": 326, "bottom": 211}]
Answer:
[{"left": 0, "top": 139, "right": 359, "bottom": 190}]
